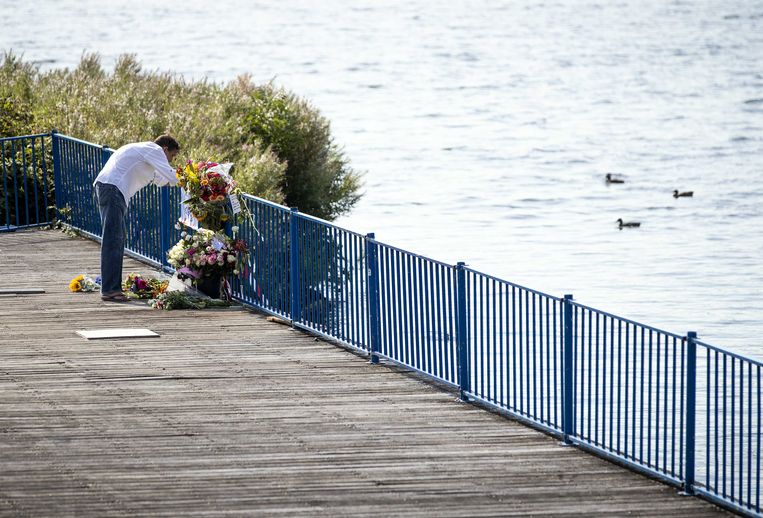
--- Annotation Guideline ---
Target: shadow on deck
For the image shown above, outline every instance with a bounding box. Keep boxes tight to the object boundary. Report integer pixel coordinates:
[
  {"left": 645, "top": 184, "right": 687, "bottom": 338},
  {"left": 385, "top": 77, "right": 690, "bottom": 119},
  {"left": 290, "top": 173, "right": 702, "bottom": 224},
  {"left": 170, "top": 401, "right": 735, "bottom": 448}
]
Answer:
[{"left": 0, "top": 229, "right": 729, "bottom": 516}]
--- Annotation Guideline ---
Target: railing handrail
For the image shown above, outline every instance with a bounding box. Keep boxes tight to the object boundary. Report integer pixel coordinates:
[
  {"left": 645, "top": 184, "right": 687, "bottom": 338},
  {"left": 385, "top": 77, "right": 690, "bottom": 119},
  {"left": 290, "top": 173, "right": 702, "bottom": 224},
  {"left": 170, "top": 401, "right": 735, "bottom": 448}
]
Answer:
[{"left": 0, "top": 132, "right": 51, "bottom": 142}]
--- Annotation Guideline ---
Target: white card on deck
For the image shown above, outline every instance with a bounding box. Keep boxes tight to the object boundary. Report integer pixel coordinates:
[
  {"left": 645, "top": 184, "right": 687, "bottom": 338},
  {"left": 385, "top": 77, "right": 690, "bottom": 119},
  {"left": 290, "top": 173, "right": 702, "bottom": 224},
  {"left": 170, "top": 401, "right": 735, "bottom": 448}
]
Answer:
[{"left": 76, "top": 328, "right": 159, "bottom": 340}]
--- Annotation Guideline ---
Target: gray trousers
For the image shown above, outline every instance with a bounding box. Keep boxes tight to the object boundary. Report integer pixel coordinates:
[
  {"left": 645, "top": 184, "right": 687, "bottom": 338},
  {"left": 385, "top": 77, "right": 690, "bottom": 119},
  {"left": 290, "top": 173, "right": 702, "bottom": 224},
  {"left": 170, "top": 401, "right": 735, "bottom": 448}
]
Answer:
[{"left": 95, "top": 182, "right": 127, "bottom": 295}]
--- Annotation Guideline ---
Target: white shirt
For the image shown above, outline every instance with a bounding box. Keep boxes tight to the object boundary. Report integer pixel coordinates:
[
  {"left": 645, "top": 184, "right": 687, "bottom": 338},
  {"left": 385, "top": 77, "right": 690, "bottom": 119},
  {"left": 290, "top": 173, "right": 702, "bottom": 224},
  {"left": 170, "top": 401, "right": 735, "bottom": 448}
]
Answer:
[{"left": 93, "top": 142, "right": 177, "bottom": 204}]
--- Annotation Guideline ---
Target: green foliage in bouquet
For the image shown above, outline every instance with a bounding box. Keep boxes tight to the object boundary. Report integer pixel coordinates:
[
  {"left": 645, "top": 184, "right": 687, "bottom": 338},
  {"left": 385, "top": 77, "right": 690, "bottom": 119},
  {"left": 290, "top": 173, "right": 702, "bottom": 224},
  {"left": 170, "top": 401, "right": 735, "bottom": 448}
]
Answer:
[{"left": 0, "top": 52, "right": 362, "bottom": 221}]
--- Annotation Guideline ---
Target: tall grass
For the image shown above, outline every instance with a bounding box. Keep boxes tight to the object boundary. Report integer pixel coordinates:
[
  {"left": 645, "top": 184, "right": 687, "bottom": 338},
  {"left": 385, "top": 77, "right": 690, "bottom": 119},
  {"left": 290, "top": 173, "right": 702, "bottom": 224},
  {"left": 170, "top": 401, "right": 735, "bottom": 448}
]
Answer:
[{"left": 0, "top": 52, "right": 362, "bottom": 220}]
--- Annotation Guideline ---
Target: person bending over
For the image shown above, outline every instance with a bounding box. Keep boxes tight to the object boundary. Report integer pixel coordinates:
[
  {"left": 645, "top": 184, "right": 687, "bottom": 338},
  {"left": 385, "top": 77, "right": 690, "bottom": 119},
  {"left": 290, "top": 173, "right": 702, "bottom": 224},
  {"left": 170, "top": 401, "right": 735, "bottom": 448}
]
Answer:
[{"left": 93, "top": 135, "right": 180, "bottom": 302}]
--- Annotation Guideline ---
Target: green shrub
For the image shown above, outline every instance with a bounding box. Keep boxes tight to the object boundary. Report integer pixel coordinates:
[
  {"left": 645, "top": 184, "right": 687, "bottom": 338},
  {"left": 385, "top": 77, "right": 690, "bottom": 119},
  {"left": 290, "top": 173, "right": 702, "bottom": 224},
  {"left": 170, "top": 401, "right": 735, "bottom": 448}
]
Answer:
[
  {"left": 0, "top": 52, "right": 362, "bottom": 220},
  {"left": 244, "top": 85, "right": 362, "bottom": 220}
]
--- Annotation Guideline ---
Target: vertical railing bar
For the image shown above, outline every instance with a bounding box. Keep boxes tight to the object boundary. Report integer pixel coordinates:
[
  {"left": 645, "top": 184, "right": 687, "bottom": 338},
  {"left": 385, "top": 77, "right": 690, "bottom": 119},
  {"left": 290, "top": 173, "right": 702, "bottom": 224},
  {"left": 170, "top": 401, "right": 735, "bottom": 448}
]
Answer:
[
  {"left": 617, "top": 319, "right": 622, "bottom": 454},
  {"left": 2, "top": 140, "right": 9, "bottom": 228},
  {"left": 31, "top": 138, "right": 40, "bottom": 224},
  {"left": 424, "top": 261, "right": 434, "bottom": 377},
  {"left": 679, "top": 335, "right": 685, "bottom": 479},
  {"left": 21, "top": 138, "right": 30, "bottom": 226},
  {"left": 530, "top": 292, "right": 538, "bottom": 419},
  {"left": 394, "top": 249, "right": 403, "bottom": 363},
  {"left": 11, "top": 140, "right": 19, "bottom": 227},
  {"left": 756, "top": 364, "right": 760, "bottom": 512},
  {"left": 562, "top": 294, "right": 573, "bottom": 444},
  {"left": 739, "top": 356, "right": 745, "bottom": 505},
  {"left": 445, "top": 262, "right": 455, "bottom": 382},
  {"left": 671, "top": 336, "right": 678, "bottom": 477},
  {"left": 455, "top": 262, "right": 469, "bottom": 401},
  {"left": 405, "top": 253, "right": 414, "bottom": 367},
  {"left": 541, "top": 297, "right": 552, "bottom": 424},
  {"left": 684, "top": 331, "right": 697, "bottom": 495},
  {"left": 594, "top": 312, "right": 601, "bottom": 446},
  {"left": 715, "top": 350, "right": 720, "bottom": 492},
  {"left": 512, "top": 286, "right": 517, "bottom": 412},
  {"left": 365, "top": 233, "right": 380, "bottom": 364},
  {"left": 524, "top": 289, "right": 530, "bottom": 415},
  {"left": 413, "top": 256, "right": 422, "bottom": 371},
  {"left": 663, "top": 333, "right": 670, "bottom": 472},
  {"left": 436, "top": 265, "right": 446, "bottom": 381},
  {"left": 40, "top": 136, "right": 50, "bottom": 223},
  {"left": 490, "top": 279, "right": 500, "bottom": 403},
  {"left": 587, "top": 308, "right": 592, "bottom": 440},
  {"left": 723, "top": 354, "right": 728, "bottom": 498},
  {"left": 500, "top": 283, "right": 506, "bottom": 409},
  {"left": 706, "top": 345, "right": 711, "bottom": 488},
  {"left": 478, "top": 273, "right": 484, "bottom": 398},
  {"left": 747, "top": 361, "right": 753, "bottom": 508},
  {"left": 639, "top": 327, "right": 645, "bottom": 463},
  {"left": 731, "top": 356, "right": 736, "bottom": 501},
  {"left": 553, "top": 297, "right": 558, "bottom": 427},
  {"left": 623, "top": 322, "right": 635, "bottom": 459}
]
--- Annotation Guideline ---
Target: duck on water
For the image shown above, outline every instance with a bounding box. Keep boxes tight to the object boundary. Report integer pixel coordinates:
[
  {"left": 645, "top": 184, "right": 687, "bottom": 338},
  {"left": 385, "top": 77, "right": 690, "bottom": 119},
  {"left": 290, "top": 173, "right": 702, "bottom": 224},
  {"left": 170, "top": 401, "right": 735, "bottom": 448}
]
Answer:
[
  {"left": 616, "top": 218, "right": 641, "bottom": 229},
  {"left": 673, "top": 189, "right": 693, "bottom": 198},
  {"left": 605, "top": 173, "right": 625, "bottom": 184}
]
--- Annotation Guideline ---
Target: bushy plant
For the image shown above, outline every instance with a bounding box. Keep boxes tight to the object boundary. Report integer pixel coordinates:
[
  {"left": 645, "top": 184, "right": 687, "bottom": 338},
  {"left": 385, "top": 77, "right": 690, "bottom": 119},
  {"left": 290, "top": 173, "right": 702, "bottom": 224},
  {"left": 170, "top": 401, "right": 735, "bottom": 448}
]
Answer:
[
  {"left": 0, "top": 52, "right": 362, "bottom": 220},
  {"left": 243, "top": 85, "right": 362, "bottom": 220}
]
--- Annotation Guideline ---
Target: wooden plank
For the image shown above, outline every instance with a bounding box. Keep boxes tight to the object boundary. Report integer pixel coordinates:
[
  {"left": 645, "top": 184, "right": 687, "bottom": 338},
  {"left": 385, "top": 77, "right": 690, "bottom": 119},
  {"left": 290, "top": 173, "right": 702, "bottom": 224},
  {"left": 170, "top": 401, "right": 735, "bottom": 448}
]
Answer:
[{"left": 0, "top": 229, "right": 730, "bottom": 517}]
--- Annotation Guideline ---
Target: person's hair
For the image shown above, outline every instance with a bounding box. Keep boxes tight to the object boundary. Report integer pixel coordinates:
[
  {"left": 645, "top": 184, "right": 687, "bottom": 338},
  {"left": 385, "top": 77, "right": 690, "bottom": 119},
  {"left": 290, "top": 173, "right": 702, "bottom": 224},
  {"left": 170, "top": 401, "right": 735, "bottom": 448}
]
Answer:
[{"left": 154, "top": 134, "right": 180, "bottom": 151}]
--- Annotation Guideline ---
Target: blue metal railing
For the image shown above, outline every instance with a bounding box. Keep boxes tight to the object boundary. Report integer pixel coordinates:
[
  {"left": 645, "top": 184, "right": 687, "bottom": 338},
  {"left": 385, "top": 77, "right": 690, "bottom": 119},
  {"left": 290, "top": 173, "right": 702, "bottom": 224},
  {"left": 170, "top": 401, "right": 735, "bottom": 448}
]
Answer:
[
  {"left": 3, "top": 131, "right": 761, "bottom": 517},
  {"left": 1, "top": 133, "right": 53, "bottom": 231}
]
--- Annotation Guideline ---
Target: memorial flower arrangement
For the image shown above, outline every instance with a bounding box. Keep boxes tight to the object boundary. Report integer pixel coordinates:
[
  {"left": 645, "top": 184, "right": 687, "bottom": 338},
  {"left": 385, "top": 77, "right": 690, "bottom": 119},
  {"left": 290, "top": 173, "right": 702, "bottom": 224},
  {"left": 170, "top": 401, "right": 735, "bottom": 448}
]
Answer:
[
  {"left": 176, "top": 160, "right": 242, "bottom": 231},
  {"left": 69, "top": 274, "right": 100, "bottom": 292},
  {"left": 149, "top": 291, "right": 231, "bottom": 310},
  {"left": 122, "top": 273, "right": 169, "bottom": 299},
  {"left": 167, "top": 226, "right": 248, "bottom": 283}
]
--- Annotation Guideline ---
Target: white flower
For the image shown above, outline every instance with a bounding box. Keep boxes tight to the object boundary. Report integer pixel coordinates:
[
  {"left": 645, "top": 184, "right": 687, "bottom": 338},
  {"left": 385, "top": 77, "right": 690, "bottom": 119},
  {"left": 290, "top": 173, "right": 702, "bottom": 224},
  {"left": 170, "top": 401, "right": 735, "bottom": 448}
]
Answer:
[
  {"left": 181, "top": 231, "right": 187, "bottom": 238},
  {"left": 184, "top": 235, "right": 192, "bottom": 242},
  {"left": 231, "top": 226, "right": 239, "bottom": 234},
  {"left": 227, "top": 255, "right": 236, "bottom": 263},
  {"left": 174, "top": 222, "right": 182, "bottom": 230},
  {"left": 233, "top": 270, "right": 239, "bottom": 275}
]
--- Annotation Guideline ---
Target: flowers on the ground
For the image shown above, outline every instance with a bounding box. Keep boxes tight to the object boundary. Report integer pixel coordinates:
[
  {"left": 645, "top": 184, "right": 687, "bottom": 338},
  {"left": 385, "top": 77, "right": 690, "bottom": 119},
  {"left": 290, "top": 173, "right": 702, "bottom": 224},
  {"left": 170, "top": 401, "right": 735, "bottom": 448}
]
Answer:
[
  {"left": 69, "top": 274, "right": 100, "bottom": 292},
  {"left": 122, "top": 273, "right": 169, "bottom": 299},
  {"left": 167, "top": 227, "right": 248, "bottom": 282},
  {"left": 149, "top": 291, "right": 231, "bottom": 310},
  {"left": 176, "top": 160, "right": 242, "bottom": 231}
]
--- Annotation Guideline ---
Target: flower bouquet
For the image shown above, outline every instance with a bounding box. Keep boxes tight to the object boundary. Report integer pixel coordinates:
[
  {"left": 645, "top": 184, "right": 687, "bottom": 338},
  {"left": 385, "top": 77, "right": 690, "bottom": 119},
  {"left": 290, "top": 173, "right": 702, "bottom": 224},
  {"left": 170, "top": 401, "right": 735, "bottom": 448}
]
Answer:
[
  {"left": 122, "top": 273, "right": 169, "bottom": 299},
  {"left": 69, "top": 274, "right": 101, "bottom": 292},
  {"left": 176, "top": 160, "right": 241, "bottom": 231},
  {"left": 167, "top": 226, "right": 248, "bottom": 299}
]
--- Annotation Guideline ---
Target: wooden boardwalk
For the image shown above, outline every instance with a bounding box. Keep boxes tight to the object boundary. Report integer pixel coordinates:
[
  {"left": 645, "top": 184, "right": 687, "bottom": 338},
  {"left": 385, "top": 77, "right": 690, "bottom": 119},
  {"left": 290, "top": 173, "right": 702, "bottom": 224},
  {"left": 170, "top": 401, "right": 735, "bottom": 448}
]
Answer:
[{"left": 0, "top": 229, "right": 729, "bottom": 517}]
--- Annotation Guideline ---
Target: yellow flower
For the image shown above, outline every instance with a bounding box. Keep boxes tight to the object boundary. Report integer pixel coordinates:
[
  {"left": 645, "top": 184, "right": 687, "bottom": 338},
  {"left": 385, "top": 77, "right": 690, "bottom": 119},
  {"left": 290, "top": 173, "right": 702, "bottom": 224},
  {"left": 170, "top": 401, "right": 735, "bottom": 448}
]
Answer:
[{"left": 69, "top": 274, "right": 84, "bottom": 292}]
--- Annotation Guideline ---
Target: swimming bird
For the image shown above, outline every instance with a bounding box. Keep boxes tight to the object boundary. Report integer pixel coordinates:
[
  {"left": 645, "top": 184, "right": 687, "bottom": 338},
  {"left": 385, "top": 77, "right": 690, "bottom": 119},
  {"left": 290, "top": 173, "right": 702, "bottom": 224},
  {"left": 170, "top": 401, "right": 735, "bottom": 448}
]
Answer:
[
  {"left": 616, "top": 218, "right": 641, "bottom": 229},
  {"left": 605, "top": 173, "right": 625, "bottom": 184},
  {"left": 673, "top": 190, "right": 693, "bottom": 198}
]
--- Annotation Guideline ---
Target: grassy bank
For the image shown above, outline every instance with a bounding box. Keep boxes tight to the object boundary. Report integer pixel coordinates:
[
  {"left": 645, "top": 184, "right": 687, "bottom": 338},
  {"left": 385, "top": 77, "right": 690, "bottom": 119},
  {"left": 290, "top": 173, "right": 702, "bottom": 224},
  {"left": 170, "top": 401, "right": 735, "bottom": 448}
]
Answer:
[{"left": 0, "top": 52, "right": 362, "bottom": 220}]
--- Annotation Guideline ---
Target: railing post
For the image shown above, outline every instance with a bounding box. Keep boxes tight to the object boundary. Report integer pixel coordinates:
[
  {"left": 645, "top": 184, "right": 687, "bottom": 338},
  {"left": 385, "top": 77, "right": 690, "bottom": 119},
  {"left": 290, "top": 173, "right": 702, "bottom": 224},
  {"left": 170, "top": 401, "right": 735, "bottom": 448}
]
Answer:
[
  {"left": 683, "top": 331, "right": 698, "bottom": 495},
  {"left": 289, "top": 207, "right": 301, "bottom": 327},
  {"left": 365, "top": 233, "right": 381, "bottom": 364},
  {"left": 100, "top": 144, "right": 110, "bottom": 168},
  {"left": 563, "top": 294, "right": 574, "bottom": 444},
  {"left": 455, "top": 262, "right": 470, "bottom": 401},
  {"left": 50, "top": 130, "right": 62, "bottom": 213},
  {"left": 159, "top": 187, "right": 171, "bottom": 270}
]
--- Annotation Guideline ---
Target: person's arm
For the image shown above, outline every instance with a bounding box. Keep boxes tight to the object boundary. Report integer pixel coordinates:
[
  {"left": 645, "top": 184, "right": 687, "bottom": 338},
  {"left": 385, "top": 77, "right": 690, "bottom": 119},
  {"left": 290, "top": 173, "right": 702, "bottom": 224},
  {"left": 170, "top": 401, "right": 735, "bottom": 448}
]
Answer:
[{"left": 146, "top": 147, "right": 178, "bottom": 186}]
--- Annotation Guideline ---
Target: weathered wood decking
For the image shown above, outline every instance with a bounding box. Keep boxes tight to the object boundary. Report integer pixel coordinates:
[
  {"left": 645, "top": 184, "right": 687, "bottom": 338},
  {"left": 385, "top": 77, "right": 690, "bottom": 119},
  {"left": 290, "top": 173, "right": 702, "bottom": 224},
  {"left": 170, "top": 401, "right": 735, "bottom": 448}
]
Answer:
[{"left": 0, "top": 230, "right": 729, "bottom": 517}]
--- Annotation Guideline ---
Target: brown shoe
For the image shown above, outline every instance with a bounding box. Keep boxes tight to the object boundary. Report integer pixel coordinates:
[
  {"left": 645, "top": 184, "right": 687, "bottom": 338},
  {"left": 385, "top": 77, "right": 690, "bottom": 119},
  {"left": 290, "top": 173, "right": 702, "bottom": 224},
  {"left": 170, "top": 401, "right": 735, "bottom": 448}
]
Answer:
[{"left": 101, "top": 292, "right": 130, "bottom": 302}]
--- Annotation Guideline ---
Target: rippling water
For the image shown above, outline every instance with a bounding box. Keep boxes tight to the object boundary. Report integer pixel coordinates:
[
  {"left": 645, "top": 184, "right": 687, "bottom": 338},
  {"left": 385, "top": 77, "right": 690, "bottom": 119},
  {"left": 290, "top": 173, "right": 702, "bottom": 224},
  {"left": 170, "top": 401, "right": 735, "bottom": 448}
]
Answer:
[{"left": 3, "top": 0, "right": 763, "bottom": 357}]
